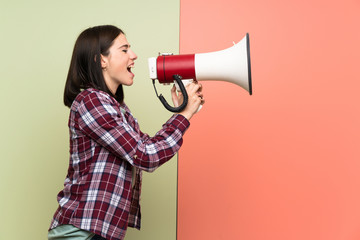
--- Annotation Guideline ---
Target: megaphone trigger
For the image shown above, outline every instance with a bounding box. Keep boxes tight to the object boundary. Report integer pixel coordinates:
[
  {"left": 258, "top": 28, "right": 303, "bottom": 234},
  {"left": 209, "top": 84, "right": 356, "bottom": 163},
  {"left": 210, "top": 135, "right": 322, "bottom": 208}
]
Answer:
[{"left": 174, "top": 79, "right": 193, "bottom": 92}]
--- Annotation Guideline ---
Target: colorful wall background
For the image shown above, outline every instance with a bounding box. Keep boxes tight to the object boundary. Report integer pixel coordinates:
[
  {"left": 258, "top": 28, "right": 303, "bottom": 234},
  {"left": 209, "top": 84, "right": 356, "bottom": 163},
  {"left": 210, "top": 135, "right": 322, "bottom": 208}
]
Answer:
[
  {"left": 178, "top": 0, "right": 360, "bottom": 240},
  {"left": 1, "top": 0, "right": 359, "bottom": 240}
]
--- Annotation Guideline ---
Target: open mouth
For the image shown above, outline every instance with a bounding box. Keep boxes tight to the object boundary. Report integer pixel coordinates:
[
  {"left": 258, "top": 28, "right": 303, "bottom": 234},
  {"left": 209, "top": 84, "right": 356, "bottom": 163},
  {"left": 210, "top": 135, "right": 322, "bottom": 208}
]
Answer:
[
  {"left": 127, "top": 64, "right": 135, "bottom": 78},
  {"left": 127, "top": 64, "right": 134, "bottom": 73}
]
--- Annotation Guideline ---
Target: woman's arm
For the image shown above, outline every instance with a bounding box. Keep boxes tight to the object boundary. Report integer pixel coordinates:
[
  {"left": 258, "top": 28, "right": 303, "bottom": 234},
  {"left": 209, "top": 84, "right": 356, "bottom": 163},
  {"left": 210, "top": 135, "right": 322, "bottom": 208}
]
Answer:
[{"left": 77, "top": 91, "right": 190, "bottom": 172}]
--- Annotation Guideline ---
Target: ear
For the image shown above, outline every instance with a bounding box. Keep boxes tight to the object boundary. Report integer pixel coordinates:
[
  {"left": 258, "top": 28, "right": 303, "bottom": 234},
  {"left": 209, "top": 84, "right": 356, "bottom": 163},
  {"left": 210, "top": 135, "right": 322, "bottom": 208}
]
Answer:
[{"left": 100, "top": 54, "right": 108, "bottom": 69}]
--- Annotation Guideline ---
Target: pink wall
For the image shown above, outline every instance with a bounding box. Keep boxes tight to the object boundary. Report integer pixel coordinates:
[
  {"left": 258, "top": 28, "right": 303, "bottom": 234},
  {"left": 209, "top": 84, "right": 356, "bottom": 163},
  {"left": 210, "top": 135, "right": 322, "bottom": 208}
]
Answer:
[{"left": 178, "top": 0, "right": 360, "bottom": 239}]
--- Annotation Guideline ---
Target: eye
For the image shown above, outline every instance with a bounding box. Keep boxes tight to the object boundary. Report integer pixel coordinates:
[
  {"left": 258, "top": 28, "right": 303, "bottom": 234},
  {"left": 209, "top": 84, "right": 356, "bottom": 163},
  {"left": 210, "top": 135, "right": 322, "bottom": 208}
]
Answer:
[{"left": 122, "top": 49, "right": 128, "bottom": 53}]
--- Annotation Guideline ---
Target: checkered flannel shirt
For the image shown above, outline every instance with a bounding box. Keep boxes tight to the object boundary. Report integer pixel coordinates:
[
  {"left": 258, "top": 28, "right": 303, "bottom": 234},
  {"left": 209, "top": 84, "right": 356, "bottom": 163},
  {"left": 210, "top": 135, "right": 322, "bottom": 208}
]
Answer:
[{"left": 49, "top": 88, "right": 190, "bottom": 240}]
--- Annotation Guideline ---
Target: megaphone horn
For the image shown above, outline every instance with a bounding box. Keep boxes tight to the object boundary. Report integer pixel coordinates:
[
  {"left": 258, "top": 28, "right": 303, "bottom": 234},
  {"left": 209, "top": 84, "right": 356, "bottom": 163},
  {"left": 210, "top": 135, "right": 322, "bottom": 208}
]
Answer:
[{"left": 149, "top": 33, "right": 252, "bottom": 112}]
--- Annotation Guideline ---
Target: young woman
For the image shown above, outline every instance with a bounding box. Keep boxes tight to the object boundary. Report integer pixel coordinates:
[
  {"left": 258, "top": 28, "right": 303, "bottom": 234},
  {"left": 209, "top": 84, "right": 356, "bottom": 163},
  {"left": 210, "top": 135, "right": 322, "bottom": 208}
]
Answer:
[{"left": 48, "top": 25, "right": 204, "bottom": 240}]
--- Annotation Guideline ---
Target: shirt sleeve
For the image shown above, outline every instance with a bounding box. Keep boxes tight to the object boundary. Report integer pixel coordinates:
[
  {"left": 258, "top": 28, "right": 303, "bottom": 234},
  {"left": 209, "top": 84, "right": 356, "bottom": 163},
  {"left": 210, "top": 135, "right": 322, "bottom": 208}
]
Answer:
[{"left": 77, "top": 91, "right": 190, "bottom": 172}]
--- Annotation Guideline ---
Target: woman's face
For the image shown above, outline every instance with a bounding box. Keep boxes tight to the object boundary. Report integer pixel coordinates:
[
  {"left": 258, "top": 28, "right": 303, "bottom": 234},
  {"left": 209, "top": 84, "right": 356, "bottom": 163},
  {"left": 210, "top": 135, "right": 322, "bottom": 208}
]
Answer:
[{"left": 101, "top": 34, "right": 137, "bottom": 94}]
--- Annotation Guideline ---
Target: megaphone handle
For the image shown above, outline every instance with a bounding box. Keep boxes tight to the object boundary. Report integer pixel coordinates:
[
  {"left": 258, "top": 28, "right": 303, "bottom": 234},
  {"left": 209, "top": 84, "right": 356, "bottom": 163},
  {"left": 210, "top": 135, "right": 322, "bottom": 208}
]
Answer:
[
  {"left": 158, "top": 75, "right": 188, "bottom": 113},
  {"left": 174, "top": 79, "right": 202, "bottom": 113}
]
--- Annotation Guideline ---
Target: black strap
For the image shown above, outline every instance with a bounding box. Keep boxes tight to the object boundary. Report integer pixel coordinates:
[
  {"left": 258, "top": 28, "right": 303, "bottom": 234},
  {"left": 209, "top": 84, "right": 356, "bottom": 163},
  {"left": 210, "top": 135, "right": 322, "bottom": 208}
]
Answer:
[{"left": 152, "top": 75, "right": 188, "bottom": 113}]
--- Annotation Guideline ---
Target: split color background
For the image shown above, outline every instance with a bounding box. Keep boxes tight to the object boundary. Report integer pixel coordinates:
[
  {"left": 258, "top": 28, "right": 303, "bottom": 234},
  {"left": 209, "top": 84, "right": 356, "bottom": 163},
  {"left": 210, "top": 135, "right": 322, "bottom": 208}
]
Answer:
[{"left": 1, "top": 0, "right": 359, "bottom": 240}]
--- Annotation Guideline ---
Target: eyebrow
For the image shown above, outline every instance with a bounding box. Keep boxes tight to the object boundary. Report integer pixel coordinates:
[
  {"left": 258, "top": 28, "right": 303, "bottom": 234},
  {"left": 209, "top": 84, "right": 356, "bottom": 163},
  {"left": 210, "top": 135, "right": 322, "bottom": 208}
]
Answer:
[{"left": 119, "top": 44, "right": 131, "bottom": 49}]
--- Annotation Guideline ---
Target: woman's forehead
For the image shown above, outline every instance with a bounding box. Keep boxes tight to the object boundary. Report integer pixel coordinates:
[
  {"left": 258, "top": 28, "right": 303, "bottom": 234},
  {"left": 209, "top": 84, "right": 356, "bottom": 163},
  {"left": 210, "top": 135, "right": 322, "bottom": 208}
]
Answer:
[{"left": 113, "top": 34, "right": 129, "bottom": 47}]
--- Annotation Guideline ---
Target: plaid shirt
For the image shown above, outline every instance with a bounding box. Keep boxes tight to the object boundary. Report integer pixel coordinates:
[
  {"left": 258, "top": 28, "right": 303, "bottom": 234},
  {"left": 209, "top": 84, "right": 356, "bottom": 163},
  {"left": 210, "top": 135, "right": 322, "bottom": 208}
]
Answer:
[{"left": 50, "top": 88, "right": 190, "bottom": 240}]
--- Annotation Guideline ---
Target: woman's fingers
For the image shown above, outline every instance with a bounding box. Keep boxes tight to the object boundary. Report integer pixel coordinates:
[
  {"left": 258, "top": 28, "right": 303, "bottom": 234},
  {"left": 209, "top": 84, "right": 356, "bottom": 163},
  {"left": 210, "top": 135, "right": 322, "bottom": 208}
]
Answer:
[
  {"left": 171, "top": 84, "right": 185, "bottom": 107},
  {"left": 171, "top": 85, "right": 179, "bottom": 107}
]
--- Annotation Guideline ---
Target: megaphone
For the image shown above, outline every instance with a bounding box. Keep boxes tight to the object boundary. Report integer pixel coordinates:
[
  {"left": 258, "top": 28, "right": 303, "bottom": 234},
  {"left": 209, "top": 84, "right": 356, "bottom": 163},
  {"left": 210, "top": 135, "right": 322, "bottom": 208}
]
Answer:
[{"left": 148, "top": 33, "right": 252, "bottom": 112}]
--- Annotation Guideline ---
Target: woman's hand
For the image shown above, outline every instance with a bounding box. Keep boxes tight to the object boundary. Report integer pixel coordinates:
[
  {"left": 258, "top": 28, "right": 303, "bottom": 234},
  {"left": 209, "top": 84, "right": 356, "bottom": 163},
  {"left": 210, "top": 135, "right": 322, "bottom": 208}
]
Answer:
[
  {"left": 171, "top": 84, "right": 184, "bottom": 108},
  {"left": 171, "top": 81, "right": 205, "bottom": 120}
]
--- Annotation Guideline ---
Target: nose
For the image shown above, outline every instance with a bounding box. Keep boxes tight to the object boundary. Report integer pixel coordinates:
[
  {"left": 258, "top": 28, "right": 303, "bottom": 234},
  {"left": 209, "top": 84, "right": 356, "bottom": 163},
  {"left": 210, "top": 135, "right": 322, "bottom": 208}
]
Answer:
[{"left": 129, "top": 49, "right": 137, "bottom": 60}]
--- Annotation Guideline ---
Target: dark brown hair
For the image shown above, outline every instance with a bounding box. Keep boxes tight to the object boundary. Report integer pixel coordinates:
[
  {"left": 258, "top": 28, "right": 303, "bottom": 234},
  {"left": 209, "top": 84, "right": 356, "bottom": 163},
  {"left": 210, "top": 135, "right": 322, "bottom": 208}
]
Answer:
[{"left": 63, "top": 25, "right": 125, "bottom": 107}]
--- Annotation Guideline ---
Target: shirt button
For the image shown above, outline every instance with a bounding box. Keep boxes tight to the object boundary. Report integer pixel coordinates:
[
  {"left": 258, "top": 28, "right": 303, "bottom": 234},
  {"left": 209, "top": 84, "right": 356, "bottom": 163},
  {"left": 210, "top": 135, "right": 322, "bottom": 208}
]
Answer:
[{"left": 134, "top": 155, "right": 138, "bottom": 159}]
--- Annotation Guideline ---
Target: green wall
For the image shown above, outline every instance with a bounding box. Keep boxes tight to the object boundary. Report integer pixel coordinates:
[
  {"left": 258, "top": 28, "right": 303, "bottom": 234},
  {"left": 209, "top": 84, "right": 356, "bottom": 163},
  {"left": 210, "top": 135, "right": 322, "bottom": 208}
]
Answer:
[{"left": 0, "top": 1, "right": 179, "bottom": 239}]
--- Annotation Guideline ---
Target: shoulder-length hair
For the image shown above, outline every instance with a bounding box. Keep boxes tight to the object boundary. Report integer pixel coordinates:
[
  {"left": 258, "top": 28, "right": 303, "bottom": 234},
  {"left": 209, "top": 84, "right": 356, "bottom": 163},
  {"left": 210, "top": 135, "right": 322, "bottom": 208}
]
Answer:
[{"left": 64, "top": 25, "right": 125, "bottom": 108}]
